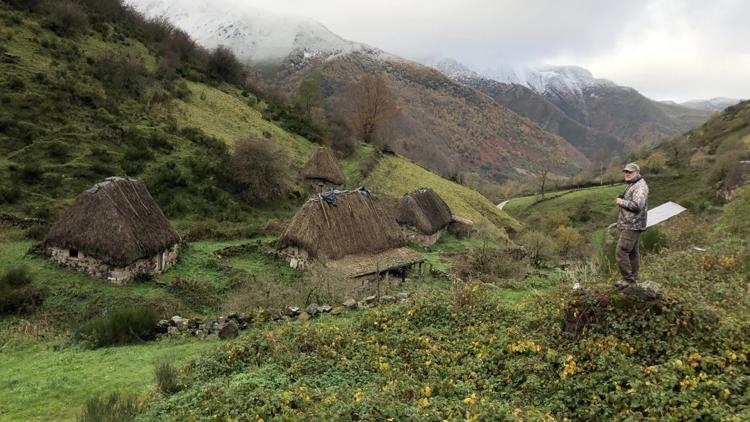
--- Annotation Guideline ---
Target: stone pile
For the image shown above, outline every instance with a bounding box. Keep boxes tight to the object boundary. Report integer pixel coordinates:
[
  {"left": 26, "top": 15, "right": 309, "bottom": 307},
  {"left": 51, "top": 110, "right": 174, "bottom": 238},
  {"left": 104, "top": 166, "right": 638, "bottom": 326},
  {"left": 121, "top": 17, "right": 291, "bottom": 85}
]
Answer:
[
  {"left": 157, "top": 313, "right": 249, "bottom": 340},
  {"left": 159, "top": 292, "right": 411, "bottom": 340}
]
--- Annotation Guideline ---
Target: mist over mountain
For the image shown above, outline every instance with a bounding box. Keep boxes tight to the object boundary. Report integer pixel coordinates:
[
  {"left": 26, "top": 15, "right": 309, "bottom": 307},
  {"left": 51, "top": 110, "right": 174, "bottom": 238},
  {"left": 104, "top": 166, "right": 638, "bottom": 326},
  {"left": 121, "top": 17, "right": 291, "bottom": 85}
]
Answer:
[
  {"left": 677, "top": 98, "right": 743, "bottom": 112},
  {"left": 128, "top": 0, "right": 716, "bottom": 176},
  {"left": 128, "top": 0, "right": 590, "bottom": 180}
]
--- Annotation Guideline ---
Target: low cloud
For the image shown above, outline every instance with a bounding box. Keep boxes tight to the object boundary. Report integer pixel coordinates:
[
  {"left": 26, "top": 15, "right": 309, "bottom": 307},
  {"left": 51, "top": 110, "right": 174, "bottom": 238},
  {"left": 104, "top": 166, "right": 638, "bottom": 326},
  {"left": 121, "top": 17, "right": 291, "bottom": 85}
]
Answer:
[{"left": 218, "top": 0, "right": 750, "bottom": 101}]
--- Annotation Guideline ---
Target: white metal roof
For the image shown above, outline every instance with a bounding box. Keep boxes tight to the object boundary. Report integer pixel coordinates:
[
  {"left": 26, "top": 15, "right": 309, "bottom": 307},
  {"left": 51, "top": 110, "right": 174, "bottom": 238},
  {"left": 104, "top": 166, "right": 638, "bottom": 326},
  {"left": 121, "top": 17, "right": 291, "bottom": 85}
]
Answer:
[{"left": 647, "top": 201, "right": 687, "bottom": 228}]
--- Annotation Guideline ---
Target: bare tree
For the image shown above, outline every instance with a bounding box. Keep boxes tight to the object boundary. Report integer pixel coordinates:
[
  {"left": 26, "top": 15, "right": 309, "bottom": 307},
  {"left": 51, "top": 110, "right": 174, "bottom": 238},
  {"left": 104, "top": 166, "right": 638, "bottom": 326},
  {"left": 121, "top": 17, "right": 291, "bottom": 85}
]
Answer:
[
  {"left": 338, "top": 74, "right": 399, "bottom": 145},
  {"left": 536, "top": 167, "right": 550, "bottom": 201}
]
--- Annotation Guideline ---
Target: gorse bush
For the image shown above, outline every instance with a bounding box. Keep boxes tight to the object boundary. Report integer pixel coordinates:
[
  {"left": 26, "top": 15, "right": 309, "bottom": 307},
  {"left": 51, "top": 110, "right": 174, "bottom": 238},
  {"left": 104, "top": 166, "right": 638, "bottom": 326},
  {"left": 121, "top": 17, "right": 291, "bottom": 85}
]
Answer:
[
  {"left": 43, "top": 0, "right": 89, "bottom": 37},
  {"left": 0, "top": 266, "right": 46, "bottom": 314},
  {"left": 640, "top": 227, "right": 668, "bottom": 253},
  {"left": 92, "top": 52, "right": 152, "bottom": 99},
  {"left": 140, "top": 253, "right": 750, "bottom": 421},
  {"left": 230, "top": 135, "right": 291, "bottom": 203},
  {"left": 206, "top": 46, "right": 245, "bottom": 85},
  {"left": 518, "top": 230, "right": 557, "bottom": 267},
  {"left": 0, "top": 265, "right": 33, "bottom": 288},
  {"left": 75, "top": 306, "right": 160, "bottom": 348}
]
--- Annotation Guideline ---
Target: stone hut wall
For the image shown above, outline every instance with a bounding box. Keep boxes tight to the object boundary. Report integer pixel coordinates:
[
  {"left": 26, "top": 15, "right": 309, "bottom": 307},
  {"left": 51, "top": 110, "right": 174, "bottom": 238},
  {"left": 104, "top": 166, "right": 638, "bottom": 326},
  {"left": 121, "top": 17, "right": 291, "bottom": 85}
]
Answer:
[
  {"left": 47, "top": 243, "right": 179, "bottom": 285},
  {"left": 401, "top": 227, "right": 445, "bottom": 247},
  {"left": 279, "top": 246, "right": 310, "bottom": 269}
]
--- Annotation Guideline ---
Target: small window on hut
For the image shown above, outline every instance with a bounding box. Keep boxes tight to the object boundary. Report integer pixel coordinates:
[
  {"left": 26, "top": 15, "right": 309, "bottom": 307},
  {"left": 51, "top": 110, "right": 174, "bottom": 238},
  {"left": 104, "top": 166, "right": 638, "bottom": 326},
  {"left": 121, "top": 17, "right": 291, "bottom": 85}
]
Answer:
[{"left": 69, "top": 248, "right": 79, "bottom": 258}]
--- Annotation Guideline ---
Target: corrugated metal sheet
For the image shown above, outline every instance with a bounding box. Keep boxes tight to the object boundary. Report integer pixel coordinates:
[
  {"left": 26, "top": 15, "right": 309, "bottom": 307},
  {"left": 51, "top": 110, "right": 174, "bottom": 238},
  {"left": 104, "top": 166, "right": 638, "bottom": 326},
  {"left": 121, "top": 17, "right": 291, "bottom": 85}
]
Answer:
[{"left": 647, "top": 201, "right": 687, "bottom": 228}]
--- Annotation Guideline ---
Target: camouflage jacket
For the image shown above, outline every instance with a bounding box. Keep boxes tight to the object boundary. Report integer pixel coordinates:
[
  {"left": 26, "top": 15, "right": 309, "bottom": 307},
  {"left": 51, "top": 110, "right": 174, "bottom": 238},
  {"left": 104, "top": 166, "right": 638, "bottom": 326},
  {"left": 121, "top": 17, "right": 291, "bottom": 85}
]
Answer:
[{"left": 617, "top": 177, "right": 649, "bottom": 231}]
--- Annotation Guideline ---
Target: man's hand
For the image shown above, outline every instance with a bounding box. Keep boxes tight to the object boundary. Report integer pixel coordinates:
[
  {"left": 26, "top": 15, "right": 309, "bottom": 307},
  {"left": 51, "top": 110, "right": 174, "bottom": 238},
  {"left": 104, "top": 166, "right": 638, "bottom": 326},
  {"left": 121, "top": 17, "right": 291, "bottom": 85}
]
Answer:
[{"left": 615, "top": 197, "right": 624, "bottom": 206}]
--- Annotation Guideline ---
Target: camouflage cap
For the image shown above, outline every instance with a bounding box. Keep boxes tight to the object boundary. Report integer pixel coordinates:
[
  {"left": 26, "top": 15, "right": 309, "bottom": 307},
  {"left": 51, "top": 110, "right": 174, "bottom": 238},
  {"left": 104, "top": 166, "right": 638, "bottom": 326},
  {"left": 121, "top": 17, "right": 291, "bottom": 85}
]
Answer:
[{"left": 622, "top": 162, "right": 640, "bottom": 173}]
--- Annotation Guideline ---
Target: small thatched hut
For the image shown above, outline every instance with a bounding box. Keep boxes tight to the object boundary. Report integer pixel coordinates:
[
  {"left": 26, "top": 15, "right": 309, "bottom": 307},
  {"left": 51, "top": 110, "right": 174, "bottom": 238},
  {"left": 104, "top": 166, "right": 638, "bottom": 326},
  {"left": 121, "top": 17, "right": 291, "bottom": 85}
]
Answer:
[
  {"left": 302, "top": 146, "right": 345, "bottom": 192},
  {"left": 396, "top": 188, "right": 452, "bottom": 246},
  {"left": 448, "top": 215, "right": 474, "bottom": 238},
  {"left": 278, "top": 188, "right": 423, "bottom": 278},
  {"left": 44, "top": 177, "right": 180, "bottom": 284}
]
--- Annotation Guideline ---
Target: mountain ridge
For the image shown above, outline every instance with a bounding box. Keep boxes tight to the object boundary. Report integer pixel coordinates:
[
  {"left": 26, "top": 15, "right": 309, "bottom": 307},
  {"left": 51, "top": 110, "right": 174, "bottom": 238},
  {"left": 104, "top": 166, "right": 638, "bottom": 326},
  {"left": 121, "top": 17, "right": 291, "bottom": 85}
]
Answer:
[
  {"left": 424, "top": 57, "right": 713, "bottom": 159},
  {"left": 128, "top": 0, "right": 589, "bottom": 180}
]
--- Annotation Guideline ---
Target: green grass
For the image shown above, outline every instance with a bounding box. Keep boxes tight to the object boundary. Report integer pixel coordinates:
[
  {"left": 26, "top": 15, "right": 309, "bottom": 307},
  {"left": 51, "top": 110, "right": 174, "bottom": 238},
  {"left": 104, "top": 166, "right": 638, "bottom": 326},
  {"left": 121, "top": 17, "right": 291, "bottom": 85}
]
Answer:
[
  {"left": 158, "top": 238, "right": 249, "bottom": 288},
  {"left": 505, "top": 184, "right": 622, "bottom": 223},
  {"left": 339, "top": 143, "right": 376, "bottom": 186},
  {"left": 0, "top": 338, "right": 218, "bottom": 421},
  {"left": 364, "top": 154, "right": 520, "bottom": 239},
  {"left": 174, "top": 82, "right": 315, "bottom": 165},
  {"left": 410, "top": 234, "right": 487, "bottom": 272},
  {"left": 505, "top": 175, "right": 707, "bottom": 230},
  {"left": 228, "top": 253, "right": 302, "bottom": 284}
]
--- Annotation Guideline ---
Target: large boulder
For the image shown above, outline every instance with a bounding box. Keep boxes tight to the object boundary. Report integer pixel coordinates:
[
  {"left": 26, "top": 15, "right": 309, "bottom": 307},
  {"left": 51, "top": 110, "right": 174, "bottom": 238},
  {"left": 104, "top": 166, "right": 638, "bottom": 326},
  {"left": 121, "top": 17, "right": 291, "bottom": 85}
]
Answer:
[
  {"left": 622, "top": 281, "right": 663, "bottom": 301},
  {"left": 219, "top": 321, "right": 239, "bottom": 340}
]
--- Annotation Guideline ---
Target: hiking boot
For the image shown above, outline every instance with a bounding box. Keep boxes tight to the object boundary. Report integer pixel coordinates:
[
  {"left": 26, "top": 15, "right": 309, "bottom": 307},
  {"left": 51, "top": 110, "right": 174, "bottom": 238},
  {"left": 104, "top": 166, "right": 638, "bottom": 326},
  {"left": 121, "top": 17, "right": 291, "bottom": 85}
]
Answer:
[{"left": 613, "top": 280, "right": 633, "bottom": 289}]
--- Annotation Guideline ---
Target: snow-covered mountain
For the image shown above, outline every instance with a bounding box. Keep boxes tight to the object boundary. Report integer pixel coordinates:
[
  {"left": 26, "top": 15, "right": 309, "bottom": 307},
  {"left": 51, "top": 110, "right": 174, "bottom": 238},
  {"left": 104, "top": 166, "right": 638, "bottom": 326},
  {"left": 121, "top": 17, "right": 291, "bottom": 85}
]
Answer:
[
  {"left": 420, "top": 57, "right": 479, "bottom": 80},
  {"left": 679, "top": 97, "right": 742, "bottom": 112},
  {"left": 481, "top": 64, "right": 617, "bottom": 97},
  {"left": 126, "top": 0, "right": 382, "bottom": 64},
  {"left": 423, "top": 59, "right": 618, "bottom": 98},
  {"left": 424, "top": 57, "right": 712, "bottom": 154}
]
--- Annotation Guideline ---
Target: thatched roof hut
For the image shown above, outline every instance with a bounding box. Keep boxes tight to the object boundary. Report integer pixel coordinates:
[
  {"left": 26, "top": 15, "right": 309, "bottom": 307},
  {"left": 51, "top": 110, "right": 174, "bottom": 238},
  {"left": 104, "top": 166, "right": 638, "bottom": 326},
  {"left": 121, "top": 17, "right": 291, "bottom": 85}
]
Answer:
[
  {"left": 448, "top": 215, "right": 474, "bottom": 238},
  {"left": 396, "top": 188, "right": 452, "bottom": 235},
  {"left": 279, "top": 189, "right": 403, "bottom": 260},
  {"left": 302, "top": 146, "right": 345, "bottom": 186},
  {"left": 278, "top": 189, "right": 424, "bottom": 277},
  {"left": 44, "top": 177, "right": 180, "bottom": 267}
]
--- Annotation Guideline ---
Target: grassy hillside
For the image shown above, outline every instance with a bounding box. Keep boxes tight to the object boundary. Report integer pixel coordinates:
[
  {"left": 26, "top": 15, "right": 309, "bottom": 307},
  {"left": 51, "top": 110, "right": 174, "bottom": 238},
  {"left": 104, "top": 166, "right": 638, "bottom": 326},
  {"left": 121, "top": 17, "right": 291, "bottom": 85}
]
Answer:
[
  {"left": 505, "top": 174, "right": 709, "bottom": 230},
  {"left": 364, "top": 154, "right": 521, "bottom": 240},
  {"left": 137, "top": 213, "right": 750, "bottom": 420}
]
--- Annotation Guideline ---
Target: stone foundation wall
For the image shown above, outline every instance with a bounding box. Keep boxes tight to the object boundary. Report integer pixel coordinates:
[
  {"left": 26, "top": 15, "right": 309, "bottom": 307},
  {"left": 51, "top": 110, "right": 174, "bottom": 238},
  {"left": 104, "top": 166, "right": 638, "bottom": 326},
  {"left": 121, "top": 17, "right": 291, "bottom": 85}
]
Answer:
[
  {"left": 47, "top": 243, "right": 179, "bottom": 285},
  {"left": 279, "top": 246, "right": 309, "bottom": 270},
  {"left": 401, "top": 227, "right": 445, "bottom": 247}
]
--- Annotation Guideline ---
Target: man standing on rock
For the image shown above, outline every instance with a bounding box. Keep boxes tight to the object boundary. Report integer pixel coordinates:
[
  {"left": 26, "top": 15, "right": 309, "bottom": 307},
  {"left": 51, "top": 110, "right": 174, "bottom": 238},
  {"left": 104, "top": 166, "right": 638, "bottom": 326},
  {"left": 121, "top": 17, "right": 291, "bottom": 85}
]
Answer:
[{"left": 614, "top": 162, "right": 649, "bottom": 288}]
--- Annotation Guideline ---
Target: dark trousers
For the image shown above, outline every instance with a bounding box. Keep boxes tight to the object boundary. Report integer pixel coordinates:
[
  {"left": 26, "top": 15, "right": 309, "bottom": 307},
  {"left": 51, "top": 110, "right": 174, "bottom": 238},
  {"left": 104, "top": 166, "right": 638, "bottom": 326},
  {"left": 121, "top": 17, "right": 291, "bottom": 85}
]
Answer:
[{"left": 616, "top": 229, "right": 641, "bottom": 283}]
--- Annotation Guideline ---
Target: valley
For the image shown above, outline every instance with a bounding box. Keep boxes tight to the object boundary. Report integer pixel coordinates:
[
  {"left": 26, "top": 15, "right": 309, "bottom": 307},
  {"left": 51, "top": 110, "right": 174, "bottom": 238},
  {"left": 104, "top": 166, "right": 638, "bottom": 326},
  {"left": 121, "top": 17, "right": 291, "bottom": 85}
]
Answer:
[{"left": 0, "top": 1, "right": 748, "bottom": 421}]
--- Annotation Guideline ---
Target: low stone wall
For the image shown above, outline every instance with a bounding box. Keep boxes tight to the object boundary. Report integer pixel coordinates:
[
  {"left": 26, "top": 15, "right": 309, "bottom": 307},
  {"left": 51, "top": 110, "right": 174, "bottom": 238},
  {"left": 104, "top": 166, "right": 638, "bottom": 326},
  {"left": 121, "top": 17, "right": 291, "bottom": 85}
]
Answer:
[
  {"left": 161, "top": 292, "right": 412, "bottom": 339},
  {"left": 0, "top": 213, "right": 45, "bottom": 228},
  {"left": 47, "top": 243, "right": 179, "bottom": 284}
]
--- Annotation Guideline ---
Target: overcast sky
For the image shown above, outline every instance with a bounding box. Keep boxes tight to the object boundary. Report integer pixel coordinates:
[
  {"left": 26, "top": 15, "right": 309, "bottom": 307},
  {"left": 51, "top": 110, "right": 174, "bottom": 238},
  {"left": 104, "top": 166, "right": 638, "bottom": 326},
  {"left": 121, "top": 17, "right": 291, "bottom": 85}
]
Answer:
[{"left": 240, "top": 0, "right": 749, "bottom": 102}]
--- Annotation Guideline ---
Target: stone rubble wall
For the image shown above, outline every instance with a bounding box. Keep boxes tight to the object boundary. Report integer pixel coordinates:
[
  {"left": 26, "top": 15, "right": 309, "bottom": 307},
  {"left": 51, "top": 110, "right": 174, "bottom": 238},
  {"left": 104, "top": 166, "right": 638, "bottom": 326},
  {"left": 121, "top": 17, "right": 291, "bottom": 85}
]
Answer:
[
  {"left": 0, "top": 213, "right": 45, "bottom": 228},
  {"left": 47, "top": 243, "right": 179, "bottom": 284},
  {"left": 162, "top": 292, "right": 412, "bottom": 339}
]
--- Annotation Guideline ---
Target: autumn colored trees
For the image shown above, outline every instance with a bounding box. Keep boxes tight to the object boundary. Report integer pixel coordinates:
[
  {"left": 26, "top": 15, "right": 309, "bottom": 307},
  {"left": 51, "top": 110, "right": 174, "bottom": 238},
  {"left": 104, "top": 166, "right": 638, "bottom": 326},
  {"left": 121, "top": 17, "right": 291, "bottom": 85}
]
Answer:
[{"left": 337, "top": 74, "right": 399, "bottom": 146}]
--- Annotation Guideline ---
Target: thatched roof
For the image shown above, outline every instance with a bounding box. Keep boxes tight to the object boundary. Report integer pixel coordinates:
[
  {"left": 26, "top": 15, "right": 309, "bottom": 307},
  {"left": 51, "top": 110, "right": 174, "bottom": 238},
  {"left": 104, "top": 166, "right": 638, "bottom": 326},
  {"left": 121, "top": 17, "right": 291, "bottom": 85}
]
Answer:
[
  {"left": 302, "top": 146, "right": 345, "bottom": 185},
  {"left": 44, "top": 177, "right": 180, "bottom": 266},
  {"left": 326, "top": 247, "right": 424, "bottom": 278},
  {"left": 278, "top": 189, "right": 405, "bottom": 260},
  {"left": 396, "top": 188, "right": 453, "bottom": 235}
]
